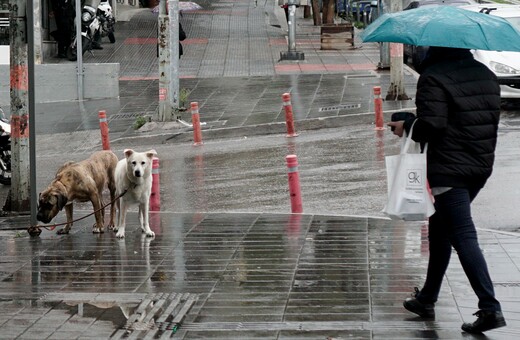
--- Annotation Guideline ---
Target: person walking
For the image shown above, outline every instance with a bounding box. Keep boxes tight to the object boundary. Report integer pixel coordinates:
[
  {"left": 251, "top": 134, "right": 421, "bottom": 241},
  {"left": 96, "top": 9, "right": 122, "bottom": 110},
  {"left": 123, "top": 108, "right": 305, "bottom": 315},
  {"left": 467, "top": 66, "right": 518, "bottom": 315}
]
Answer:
[
  {"left": 387, "top": 46, "right": 506, "bottom": 334},
  {"left": 51, "top": 0, "right": 75, "bottom": 58}
]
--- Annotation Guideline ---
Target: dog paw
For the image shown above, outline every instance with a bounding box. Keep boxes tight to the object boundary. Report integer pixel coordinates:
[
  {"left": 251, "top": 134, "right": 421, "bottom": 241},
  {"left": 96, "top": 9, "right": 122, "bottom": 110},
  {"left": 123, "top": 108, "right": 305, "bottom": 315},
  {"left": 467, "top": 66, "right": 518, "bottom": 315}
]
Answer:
[
  {"left": 115, "top": 231, "right": 125, "bottom": 238},
  {"left": 92, "top": 227, "right": 104, "bottom": 234},
  {"left": 144, "top": 230, "right": 155, "bottom": 238},
  {"left": 57, "top": 228, "right": 69, "bottom": 235}
]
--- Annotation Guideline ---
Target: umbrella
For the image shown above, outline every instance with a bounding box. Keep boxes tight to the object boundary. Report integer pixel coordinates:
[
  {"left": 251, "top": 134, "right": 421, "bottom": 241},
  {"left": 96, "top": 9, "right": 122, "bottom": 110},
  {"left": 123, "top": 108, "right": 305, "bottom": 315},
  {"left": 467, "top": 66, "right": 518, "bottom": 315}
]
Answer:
[
  {"left": 179, "top": 1, "right": 203, "bottom": 12},
  {"left": 361, "top": 6, "right": 520, "bottom": 52},
  {"left": 152, "top": 1, "right": 203, "bottom": 14}
]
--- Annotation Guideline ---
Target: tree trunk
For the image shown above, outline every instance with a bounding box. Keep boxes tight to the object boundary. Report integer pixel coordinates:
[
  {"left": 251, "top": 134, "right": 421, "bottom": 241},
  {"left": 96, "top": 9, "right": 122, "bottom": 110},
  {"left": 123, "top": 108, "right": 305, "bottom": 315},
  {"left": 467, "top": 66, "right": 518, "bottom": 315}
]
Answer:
[
  {"left": 311, "top": 0, "right": 322, "bottom": 26},
  {"left": 322, "top": 0, "right": 335, "bottom": 24},
  {"left": 303, "top": 5, "right": 311, "bottom": 18}
]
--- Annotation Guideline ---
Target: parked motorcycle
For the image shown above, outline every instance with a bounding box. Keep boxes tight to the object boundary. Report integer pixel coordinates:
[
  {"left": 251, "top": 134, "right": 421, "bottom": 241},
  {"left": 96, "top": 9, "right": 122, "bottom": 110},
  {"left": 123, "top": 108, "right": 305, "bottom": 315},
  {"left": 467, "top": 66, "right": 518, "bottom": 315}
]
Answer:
[
  {"left": 0, "top": 107, "right": 11, "bottom": 186},
  {"left": 67, "top": 0, "right": 101, "bottom": 61},
  {"left": 97, "top": 0, "right": 115, "bottom": 44}
]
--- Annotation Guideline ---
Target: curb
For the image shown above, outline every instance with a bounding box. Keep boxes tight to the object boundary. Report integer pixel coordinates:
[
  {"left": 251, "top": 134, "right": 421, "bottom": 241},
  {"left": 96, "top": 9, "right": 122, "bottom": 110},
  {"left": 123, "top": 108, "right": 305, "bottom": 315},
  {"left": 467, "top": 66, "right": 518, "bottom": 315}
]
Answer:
[{"left": 110, "top": 107, "right": 416, "bottom": 147}]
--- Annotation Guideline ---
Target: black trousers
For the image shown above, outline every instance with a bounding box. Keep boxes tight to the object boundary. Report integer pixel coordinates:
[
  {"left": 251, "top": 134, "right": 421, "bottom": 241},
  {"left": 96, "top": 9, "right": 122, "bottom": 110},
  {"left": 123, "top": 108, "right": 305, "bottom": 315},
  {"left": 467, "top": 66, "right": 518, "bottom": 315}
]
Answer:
[{"left": 417, "top": 187, "right": 501, "bottom": 312}]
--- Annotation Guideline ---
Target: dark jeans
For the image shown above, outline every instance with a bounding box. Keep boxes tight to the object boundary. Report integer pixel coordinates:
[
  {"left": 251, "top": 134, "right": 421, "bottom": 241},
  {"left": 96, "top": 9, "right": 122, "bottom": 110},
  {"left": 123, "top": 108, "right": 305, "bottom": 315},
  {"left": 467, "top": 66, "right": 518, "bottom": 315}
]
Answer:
[{"left": 417, "top": 187, "right": 502, "bottom": 312}]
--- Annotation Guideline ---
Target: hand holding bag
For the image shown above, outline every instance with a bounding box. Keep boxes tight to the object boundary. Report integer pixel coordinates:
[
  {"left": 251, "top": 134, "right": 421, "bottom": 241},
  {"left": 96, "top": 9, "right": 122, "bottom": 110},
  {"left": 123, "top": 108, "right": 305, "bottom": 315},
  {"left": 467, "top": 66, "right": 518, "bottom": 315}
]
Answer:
[{"left": 383, "top": 122, "right": 435, "bottom": 221}]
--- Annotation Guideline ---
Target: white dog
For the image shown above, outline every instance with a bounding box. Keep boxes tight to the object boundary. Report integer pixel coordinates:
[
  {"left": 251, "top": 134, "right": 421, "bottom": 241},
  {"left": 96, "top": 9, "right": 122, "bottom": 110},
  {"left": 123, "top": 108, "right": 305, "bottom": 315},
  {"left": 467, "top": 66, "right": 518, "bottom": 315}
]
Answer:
[{"left": 113, "top": 149, "right": 157, "bottom": 238}]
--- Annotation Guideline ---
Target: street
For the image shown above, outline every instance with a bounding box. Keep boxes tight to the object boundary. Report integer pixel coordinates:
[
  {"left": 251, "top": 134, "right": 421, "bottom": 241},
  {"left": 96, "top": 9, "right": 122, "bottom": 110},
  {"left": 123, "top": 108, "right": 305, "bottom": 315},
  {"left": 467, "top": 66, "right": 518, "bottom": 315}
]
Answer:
[{"left": 0, "top": 104, "right": 514, "bottom": 232}]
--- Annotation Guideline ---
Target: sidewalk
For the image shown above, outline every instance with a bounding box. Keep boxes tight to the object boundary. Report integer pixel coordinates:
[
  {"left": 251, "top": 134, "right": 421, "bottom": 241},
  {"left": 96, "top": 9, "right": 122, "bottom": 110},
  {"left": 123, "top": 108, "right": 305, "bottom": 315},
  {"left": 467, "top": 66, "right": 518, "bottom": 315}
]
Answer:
[
  {"left": 1, "top": 1, "right": 519, "bottom": 339},
  {"left": 0, "top": 212, "right": 519, "bottom": 339},
  {"left": 37, "top": 2, "right": 418, "bottom": 147}
]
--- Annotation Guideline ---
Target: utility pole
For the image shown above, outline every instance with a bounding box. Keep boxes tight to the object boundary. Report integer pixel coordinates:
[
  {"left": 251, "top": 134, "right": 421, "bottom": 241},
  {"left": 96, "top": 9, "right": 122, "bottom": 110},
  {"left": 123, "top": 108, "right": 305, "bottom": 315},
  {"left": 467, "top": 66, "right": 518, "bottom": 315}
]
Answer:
[
  {"left": 32, "top": 0, "right": 41, "bottom": 64},
  {"left": 377, "top": 0, "right": 389, "bottom": 69},
  {"left": 75, "top": 0, "right": 84, "bottom": 101},
  {"left": 7, "top": 0, "right": 31, "bottom": 213},
  {"left": 168, "top": 0, "right": 180, "bottom": 117},
  {"left": 158, "top": 0, "right": 171, "bottom": 121},
  {"left": 386, "top": 0, "right": 408, "bottom": 100},
  {"left": 280, "top": 0, "right": 304, "bottom": 61},
  {"left": 158, "top": 0, "right": 179, "bottom": 122}
]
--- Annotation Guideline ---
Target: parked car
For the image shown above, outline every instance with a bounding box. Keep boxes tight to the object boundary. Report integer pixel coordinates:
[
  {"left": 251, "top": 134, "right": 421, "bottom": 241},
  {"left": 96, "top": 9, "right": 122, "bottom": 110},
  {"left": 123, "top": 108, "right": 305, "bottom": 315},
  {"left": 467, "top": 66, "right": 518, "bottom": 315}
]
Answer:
[
  {"left": 460, "top": 4, "right": 520, "bottom": 99},
  {"left": 368, "top": 0, "right": 382, "bottom": 24},
  {"left": 403, "top": 0, "right": 475, "bottom": 10},
  {"left": 402, "top": 0, "right": 477, "bottom": 69},
  {"left": 348, "top": 0, "right": 373, "bottom": 23}
]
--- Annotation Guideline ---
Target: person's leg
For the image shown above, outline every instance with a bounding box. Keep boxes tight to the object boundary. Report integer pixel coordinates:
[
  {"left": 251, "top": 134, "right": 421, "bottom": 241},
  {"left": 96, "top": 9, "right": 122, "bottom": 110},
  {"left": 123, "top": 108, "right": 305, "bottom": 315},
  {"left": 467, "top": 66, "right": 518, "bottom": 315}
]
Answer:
[
  {"left": 444, "top": 187, "right": 501, "bottom": 312},
  {"left": 92, "top": 30, "right": 103, "bottom": 49},
  {"left": 55, "top": 16, "right": 69, "bottom": 57},
  {"left": 415, "top": 208, "right": 453, "bottom": 304},
  {"left": 438, "top": 187, "right": 506, "bottom": 333},
  {"left": 403, "top": 194, "right": 452, "bottom": 318}
]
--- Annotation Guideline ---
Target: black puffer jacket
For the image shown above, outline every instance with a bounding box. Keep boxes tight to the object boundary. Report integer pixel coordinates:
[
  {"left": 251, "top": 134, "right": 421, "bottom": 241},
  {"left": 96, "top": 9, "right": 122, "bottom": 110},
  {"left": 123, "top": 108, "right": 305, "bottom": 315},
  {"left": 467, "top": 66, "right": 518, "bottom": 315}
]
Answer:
[{"left": 403, "top": 47, "right": 501, "bottom": 189}]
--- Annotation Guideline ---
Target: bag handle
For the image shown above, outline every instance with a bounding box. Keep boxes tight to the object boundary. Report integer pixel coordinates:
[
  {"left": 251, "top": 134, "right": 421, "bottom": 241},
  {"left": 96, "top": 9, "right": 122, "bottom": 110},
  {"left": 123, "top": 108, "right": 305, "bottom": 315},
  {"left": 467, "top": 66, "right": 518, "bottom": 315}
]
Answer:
[
  {"left": 401, "top": 120, "right": 417, "bottom": 154},
  {"left": 400, "top": 120, "right": 428, "bottom": 155}
]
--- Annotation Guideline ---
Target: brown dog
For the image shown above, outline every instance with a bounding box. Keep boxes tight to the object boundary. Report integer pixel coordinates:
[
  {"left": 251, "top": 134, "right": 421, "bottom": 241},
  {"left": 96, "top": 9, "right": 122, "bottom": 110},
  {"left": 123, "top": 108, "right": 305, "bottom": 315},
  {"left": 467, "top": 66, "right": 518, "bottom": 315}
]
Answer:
[{"left": 37, "top": 150, "right": 118, "bottom": 234}]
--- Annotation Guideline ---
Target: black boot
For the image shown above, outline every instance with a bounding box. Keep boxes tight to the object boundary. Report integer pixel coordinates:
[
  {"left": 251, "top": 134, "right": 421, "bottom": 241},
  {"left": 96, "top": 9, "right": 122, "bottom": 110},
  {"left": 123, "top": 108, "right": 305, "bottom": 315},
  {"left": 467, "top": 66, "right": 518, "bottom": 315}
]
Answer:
[
  {"left": 461, "top": 310, "right": 506, "bottom": 333},
  {"left": 403, "top": 287, "right": 435, "bottom": 318}
]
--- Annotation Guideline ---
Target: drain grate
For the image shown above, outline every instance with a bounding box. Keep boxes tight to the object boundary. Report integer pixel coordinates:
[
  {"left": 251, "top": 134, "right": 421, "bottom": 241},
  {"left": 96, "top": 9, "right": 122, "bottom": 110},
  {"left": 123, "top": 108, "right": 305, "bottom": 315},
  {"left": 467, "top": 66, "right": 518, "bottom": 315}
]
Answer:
[
  {"left": 111, "top": 293, "right": 198, "bottom": 339},
  {"left": 110, "top": 112, "right": 150, "bottom": 120},
  {"left": 343, "top": 70, "right": 379, "bottom": 79},
  {"left": 40, "top": 292, "right": 197, "bottom": 339},
  {"left": 319, "top": 103, "right": 361, "bottom": 112}
]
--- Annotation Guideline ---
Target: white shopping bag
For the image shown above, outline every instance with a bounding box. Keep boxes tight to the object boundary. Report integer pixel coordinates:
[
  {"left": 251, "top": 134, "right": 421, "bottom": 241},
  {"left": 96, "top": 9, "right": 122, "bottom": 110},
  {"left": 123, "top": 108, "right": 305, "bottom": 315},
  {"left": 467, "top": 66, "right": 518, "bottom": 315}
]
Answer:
[{"left": 383, "top": 123, "right": 435, "bottom": 221}]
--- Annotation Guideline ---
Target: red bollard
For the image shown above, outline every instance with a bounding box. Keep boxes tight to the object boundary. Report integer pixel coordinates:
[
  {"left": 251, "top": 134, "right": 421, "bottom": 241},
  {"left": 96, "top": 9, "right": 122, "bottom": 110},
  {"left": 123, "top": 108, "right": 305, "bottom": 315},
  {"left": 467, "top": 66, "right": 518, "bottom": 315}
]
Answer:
[
  {"left": 286, "top": 154, "right": 303, "bottom": 213},
  {"left": 282, "top": 93, "right": 299, "bottom": 137},
  {"left": 191, "top": 102, "right": 203, "bottom": 146},
  {"left": 98, "top": 110, "right": 111, "bottom": 150},
  {"left": 373, "top": 86, "right": 385, "bottom": 131},
  {"left": 150, "top": 157, "right": 160, "bottom": 211}
]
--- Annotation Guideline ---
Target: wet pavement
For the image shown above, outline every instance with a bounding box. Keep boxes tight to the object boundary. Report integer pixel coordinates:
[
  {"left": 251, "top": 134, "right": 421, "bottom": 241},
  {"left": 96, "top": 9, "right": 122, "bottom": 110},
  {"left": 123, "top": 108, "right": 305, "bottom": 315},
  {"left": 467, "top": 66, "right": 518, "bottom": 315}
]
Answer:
[
  {"left": 32, "top": 1, "right": 418, "bottom": 141},
  {"left": 1, "top": 213, "right": 520, "bottom": 339},
  {"left": 0, "top": 1, "right": 520, "bottom": 338}
]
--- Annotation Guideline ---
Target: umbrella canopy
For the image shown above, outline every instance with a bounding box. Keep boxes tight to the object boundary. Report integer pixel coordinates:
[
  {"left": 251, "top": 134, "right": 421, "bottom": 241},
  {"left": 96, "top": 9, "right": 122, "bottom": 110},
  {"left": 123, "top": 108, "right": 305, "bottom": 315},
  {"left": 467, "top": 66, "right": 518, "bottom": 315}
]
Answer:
[
  {"left": 361, "top": 6, "right": 520, "bottom": 52},
  {"left": 179, "top": 1, "right": 203, "bottom": 12}
]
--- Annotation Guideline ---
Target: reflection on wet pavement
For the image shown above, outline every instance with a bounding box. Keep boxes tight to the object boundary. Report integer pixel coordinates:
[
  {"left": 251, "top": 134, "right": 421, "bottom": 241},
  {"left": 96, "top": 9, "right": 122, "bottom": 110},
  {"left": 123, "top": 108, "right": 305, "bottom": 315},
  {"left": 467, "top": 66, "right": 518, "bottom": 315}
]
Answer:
[{"left": 0, "top": 213, "right": 518, "bottom": 338}]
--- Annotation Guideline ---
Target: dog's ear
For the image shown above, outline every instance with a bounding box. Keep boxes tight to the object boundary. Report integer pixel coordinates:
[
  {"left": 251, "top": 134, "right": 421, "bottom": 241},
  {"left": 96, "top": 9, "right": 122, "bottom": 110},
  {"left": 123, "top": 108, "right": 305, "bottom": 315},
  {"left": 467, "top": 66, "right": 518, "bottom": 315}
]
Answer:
[
  {"left": 57, "top": 194, "right": 68, "bottom": 210},
  {"left": 145, "top": 150, "right": 157, "bottom": 159},
  {"left": 124, "top": 149, "right": 134, "bottom": 159}
]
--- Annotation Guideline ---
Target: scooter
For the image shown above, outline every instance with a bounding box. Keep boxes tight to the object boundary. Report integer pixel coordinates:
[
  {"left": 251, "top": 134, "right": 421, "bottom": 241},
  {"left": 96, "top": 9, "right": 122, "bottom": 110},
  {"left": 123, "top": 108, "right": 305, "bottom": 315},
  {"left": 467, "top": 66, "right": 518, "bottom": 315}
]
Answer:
[
  {"left": 97, "top": 0, "right": 115, "bottom": 44},
  {"left": 0, "top": 107, "right": 11, "bottom": 186},
  {"left": 67, "top": 0, "right": 101, "bottom": 61}
]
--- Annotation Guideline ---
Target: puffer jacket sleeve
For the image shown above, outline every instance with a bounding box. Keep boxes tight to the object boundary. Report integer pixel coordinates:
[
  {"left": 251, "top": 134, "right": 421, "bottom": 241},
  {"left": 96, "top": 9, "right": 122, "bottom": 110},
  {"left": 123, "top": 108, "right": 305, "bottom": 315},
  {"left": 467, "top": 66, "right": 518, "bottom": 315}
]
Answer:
[{"left": 406, "top": 74, "right": 449, "bottom": 143}]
